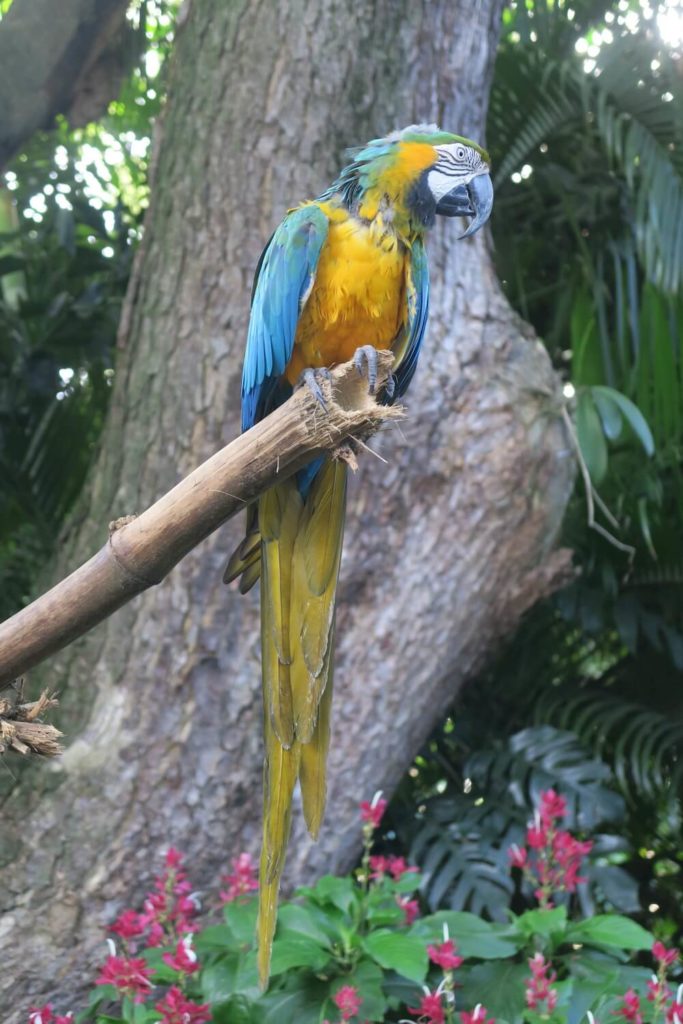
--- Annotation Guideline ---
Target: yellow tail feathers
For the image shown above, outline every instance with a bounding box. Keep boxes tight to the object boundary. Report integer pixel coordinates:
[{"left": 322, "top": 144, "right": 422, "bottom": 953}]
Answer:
[{"left": 254, "top": 460, "right": 347, "bottom": 987}]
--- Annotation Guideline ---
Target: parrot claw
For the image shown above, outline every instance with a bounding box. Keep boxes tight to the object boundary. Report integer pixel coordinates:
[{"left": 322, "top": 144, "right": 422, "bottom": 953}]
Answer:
[
  {"left": 353, "top": 345, "right": 379, "bottom": 395},
  {"left": 384, "top": 373, "right": 396, "bottom": 400},
  {"left": 298, "top": 367, "right": 332, "bottom": 409}
]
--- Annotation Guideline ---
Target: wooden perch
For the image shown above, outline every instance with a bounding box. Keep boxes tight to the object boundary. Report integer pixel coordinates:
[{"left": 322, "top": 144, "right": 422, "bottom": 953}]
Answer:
[
  {"left": 0, "top": 682, "right": 63, "bottom": 757},
  {"left": 0, "top": 353, "right": 399, "bottom": 689}
]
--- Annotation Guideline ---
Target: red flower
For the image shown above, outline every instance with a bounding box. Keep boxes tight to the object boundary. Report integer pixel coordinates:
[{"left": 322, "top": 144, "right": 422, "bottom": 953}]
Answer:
[
  {"left": 28, "top": 1008, "right": 73, "bottom": 1024},
  {"left": 508, "top": 844, "right": 527, "bottom": 869},
  {"left": 387, "top": 855, "right": 417, "bottom": 880},
  {"left": 408, "top": 991, "right": 445, "bottom": 1024},
  {"left": 614, "top": 988, "right": 643, "bottom": 1024},
  {"left": 427, "top": 939, "right": 464, "bottom": 970},
  {"left": 162, "top": 935, "right": 200, "bottom": 974},
  {"left": 653, "top": 941, "right": 679, "bottom": 968},
  {"left": 220, "top": 852, "right": 259, "bottom": 903},
  {"left": 95, "top": 955, "right": 152, "bottom": 1002},
  {"left": 154, "top": 986, "right": 211, "bottom": 1024},
  {"left": 110, "top": 909, "right": 146, "bottom": 942},
  {"left": 525, "top": 953, "right": 558, "bottom": 1012},
  {"left": 647, "top": 977, "right": 672, "bottom": 1004},
  {"left": 667, "top": 997, "right": 683, "bottom": 1023},
  {"left": 396, "top": 894, "right": 420, "bottom": 924},
  {"left": 368, "top": 855, "right": 390, "bottom": 879},
  {"left": 360, "top": 796, "right": 388, "bottom": 828},
  {"left": 539, "top": 789, "right": 568, "bottom": 825},
  {"left": 460, "top": 1006, "right": 495, "bottom": 1024},
  {"left": 333, "top": 985, "right": 363, "bottom": 1020}
]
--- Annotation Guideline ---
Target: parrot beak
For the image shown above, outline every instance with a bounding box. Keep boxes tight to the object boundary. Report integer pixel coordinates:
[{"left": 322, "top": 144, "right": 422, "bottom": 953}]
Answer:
[{"left": 435, "top": 171, "right": 494, "bottom": 239}]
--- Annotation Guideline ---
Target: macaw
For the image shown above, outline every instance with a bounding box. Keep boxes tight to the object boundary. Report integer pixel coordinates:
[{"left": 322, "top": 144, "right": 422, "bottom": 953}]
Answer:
[{"left": 224, "top": 123, "right": 493, "bottom": 984}]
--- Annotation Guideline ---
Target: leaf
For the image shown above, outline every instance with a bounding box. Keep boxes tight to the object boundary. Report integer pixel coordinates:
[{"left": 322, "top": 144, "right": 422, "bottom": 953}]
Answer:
[
  {"left": 211, "top": 995, "right": 256, "bottom": 1024},
  {"left": 330, "top": 959, "right": 388, "bottom": 1022},
  {"left": 194, "top": 924, "right": 236, "bottom": 952},
  {"left": 413, "top": 912, "right": 520, "bottom": 958},
  {"left": 362, "top": 930, "right": 428, "bottom": 984},
  {"left": 223, "top": 899, "right": 258, "bottom": 946},
  {"left": 201, "top": 956, "right": 240, "bottom": 1003},
  {"left": 258, "top": 974, "right": 331, "bottom": 1024},
  {"left": 514, "top": 906, "right": 567, "bottom": 941},
  {"left": 566, "top": 914, "right": 653, "bottom": 951},
  {"left": 458, "top": 961, "right": 529, "bottom": 1024},
  {"left": 592, "top": 386, "right": 655, "bottom": 456},
  {"left": 577, "top": 390, "right": 608, "bottom": 483},
  {"left": 593, "top": 390, "right": 623, "bottom": 441},
  {"left": 311, "top": 875, "right": 358, "bottom": 914},
  {"left": 566, "top": 956, "right": 621, "bottom": 1024},
  {"left": 276, "top": 902, "right": 333, "bottom": 945},
  {"left": 269, "top": 934, "right": 331, "bottom": 974}
]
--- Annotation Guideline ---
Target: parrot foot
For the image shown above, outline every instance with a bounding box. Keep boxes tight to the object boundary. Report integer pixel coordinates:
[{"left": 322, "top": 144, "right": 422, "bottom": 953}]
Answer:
[
  {"left": 298, "top": 367, "right": 332, "bottom": 409},
  {"left": 353, "top": 345, "right": 379, "bottom": 395}
]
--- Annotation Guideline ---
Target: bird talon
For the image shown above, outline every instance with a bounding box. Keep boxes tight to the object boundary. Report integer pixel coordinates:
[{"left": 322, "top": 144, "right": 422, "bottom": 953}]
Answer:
[
  {"left": 298, "top": 367, "right": 331, "bottom": 409},
  {"left": 384, "top": 373, "right": 396, "bottom": 400},
  {"left": 353, "top": 345, "right": 379, "bottom": 395}
]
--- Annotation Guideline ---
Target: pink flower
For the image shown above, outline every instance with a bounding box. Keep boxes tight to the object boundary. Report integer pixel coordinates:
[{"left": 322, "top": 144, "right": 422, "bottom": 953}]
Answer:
[
  {"left": 539, "top": 789, "right": 568, "bottom": 824},
  {"left": 368, "top": 855, "right": 390, "bottom": 879},
  {"left": 408, "top": 991, "right": 445, "bottom": 1024},
  {"left": 162, "top": 935, "right": 200, "bottom": 974},
  {"left": 667, "top": 997, "right": 683, "bottom": 1023},
  {"left": 396, "top": 894, "right": 420, "bottom": 924},
  {"left": 525, "top": 953, "right": 558, "bottom": 1012},
  {"left": 220, "top": 852, "right": 259, "bottom": 903},
  {"left": 653, "top": 941, "right": 679, "bottom": 967},
  {"left": 647, "top": 977, "right": 671, "bottom": 1004},
  {"left": 614, "top": 988, "right": 643, "bottom": 1024},
  {"left": 427, "top": 939, "right": 464, "bottom": 970},
  {"left": 110, "top": 909, "right": 146, "bottom": 942},
  {"left": 508, "top": 844, "right": 528, "bottom": 869},
  {"left": 154, "top": 986, "right": 211, "bottom": 1024},
  {"left": 136, "top": 848, "right": 199, "bottom": 944},
  {"left": 360, "top": 797, "right": 388, "bottom": 828},
  {"left": 387, "top": 855, "right": 417, "bottom": 880},
  {"left": 95, "top": 955, "right": 152, "bottom": 1003},
  {"left": 28, "top": 1009, "right": 74, "bottom": 1024},
  {"left": 461, "top": 1006, "right": 495, "bottom": 1024},
  {"left": 333, "top": 985, "right": 362, "bottom": 1020}
]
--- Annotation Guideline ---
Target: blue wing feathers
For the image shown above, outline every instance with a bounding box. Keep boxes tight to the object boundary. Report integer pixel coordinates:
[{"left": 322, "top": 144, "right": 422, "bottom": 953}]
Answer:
[
  {"left": 241, "top": 205, "right": 329, "bottom": 432},
  {"left": 391, "top": 239, "right": 430, "bottom": 401}
]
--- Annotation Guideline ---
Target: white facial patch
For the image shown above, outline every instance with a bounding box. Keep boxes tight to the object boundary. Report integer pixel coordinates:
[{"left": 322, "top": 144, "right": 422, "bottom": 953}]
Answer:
[{"left": 427, "top": 143, "right": 487, "bottom": 201}]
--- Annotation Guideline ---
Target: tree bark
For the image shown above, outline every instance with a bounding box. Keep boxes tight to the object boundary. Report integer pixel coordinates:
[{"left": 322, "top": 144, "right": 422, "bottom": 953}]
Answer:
[
  {"left": 0, "top": 0, "right": 574, "bottom": 1017},
  {"left": 0, "top": 0, "right": 131, "bottom": 170}
]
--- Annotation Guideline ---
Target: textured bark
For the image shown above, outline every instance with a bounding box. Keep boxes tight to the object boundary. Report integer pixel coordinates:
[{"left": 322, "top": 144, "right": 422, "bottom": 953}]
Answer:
[
  {"left": 0, "top": 0, "right": 574, "bottom": 1017},
  {"left": 0, "top": 0, "right": 130, "bottom": 169}
]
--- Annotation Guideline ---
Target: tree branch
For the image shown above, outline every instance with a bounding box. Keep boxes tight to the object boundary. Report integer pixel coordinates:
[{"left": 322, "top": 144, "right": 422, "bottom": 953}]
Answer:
[{"left": 0, "top": 353, "right": 399, "bottom": 686}]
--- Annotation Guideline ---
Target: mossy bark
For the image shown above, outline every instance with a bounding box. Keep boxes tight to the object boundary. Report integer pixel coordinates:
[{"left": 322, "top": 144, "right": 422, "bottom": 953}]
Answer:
[{"left": 0, "top": 0, "right": 574, "bottom": 1016}]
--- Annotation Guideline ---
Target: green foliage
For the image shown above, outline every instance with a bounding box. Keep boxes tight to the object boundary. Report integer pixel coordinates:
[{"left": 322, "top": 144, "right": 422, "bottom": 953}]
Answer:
[
  {"left": 65, "top": 809, "right": 674, "bottom": 1024},
  {"left": 401, "top": 725, "right": 641, "bottom": 923},
  {"left": 400, "top": 0, "right": 682, "bottom": 948},
  {"left": 0, "top": 1, "right": 178, "bottom": 618}
]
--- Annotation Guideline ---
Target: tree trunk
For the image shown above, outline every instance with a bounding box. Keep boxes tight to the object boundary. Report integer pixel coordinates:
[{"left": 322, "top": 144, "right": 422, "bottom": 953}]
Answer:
[{"left": 0, "top": 0, "right": 574, "bottom": 1017}]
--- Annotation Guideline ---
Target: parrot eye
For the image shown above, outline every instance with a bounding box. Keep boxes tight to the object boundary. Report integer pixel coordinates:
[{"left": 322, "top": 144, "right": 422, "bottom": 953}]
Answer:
[{"left": 456, "top": 145, "right": 466, "bottom": 160}]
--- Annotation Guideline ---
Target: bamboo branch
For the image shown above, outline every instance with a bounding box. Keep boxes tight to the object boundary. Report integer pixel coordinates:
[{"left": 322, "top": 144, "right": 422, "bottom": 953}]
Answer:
[{"left": 0, "top": 353, "right": 400, "bottom": 687}]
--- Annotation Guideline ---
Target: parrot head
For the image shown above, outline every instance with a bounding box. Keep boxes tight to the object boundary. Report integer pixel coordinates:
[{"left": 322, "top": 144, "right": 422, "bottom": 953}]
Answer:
[{"left": 329, "top": 123, "right": 493, "bottom": 238}]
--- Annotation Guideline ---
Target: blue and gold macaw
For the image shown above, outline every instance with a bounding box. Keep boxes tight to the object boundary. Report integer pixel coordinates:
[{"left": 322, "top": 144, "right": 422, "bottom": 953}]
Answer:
[{"left": 224, "top": 123, "right": 493, "bottom": 983}]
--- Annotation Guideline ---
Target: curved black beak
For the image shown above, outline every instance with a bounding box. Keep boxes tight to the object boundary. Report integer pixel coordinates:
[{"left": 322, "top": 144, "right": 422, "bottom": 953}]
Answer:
[{"left": 435, "top": 171, "right": 494, "bottom": 239}]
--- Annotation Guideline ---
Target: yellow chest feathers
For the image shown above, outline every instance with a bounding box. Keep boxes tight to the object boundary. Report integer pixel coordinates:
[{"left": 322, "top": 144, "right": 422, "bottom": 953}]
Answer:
[{"left": 285, "top": 206, "right": 408, "bottom": 383}]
